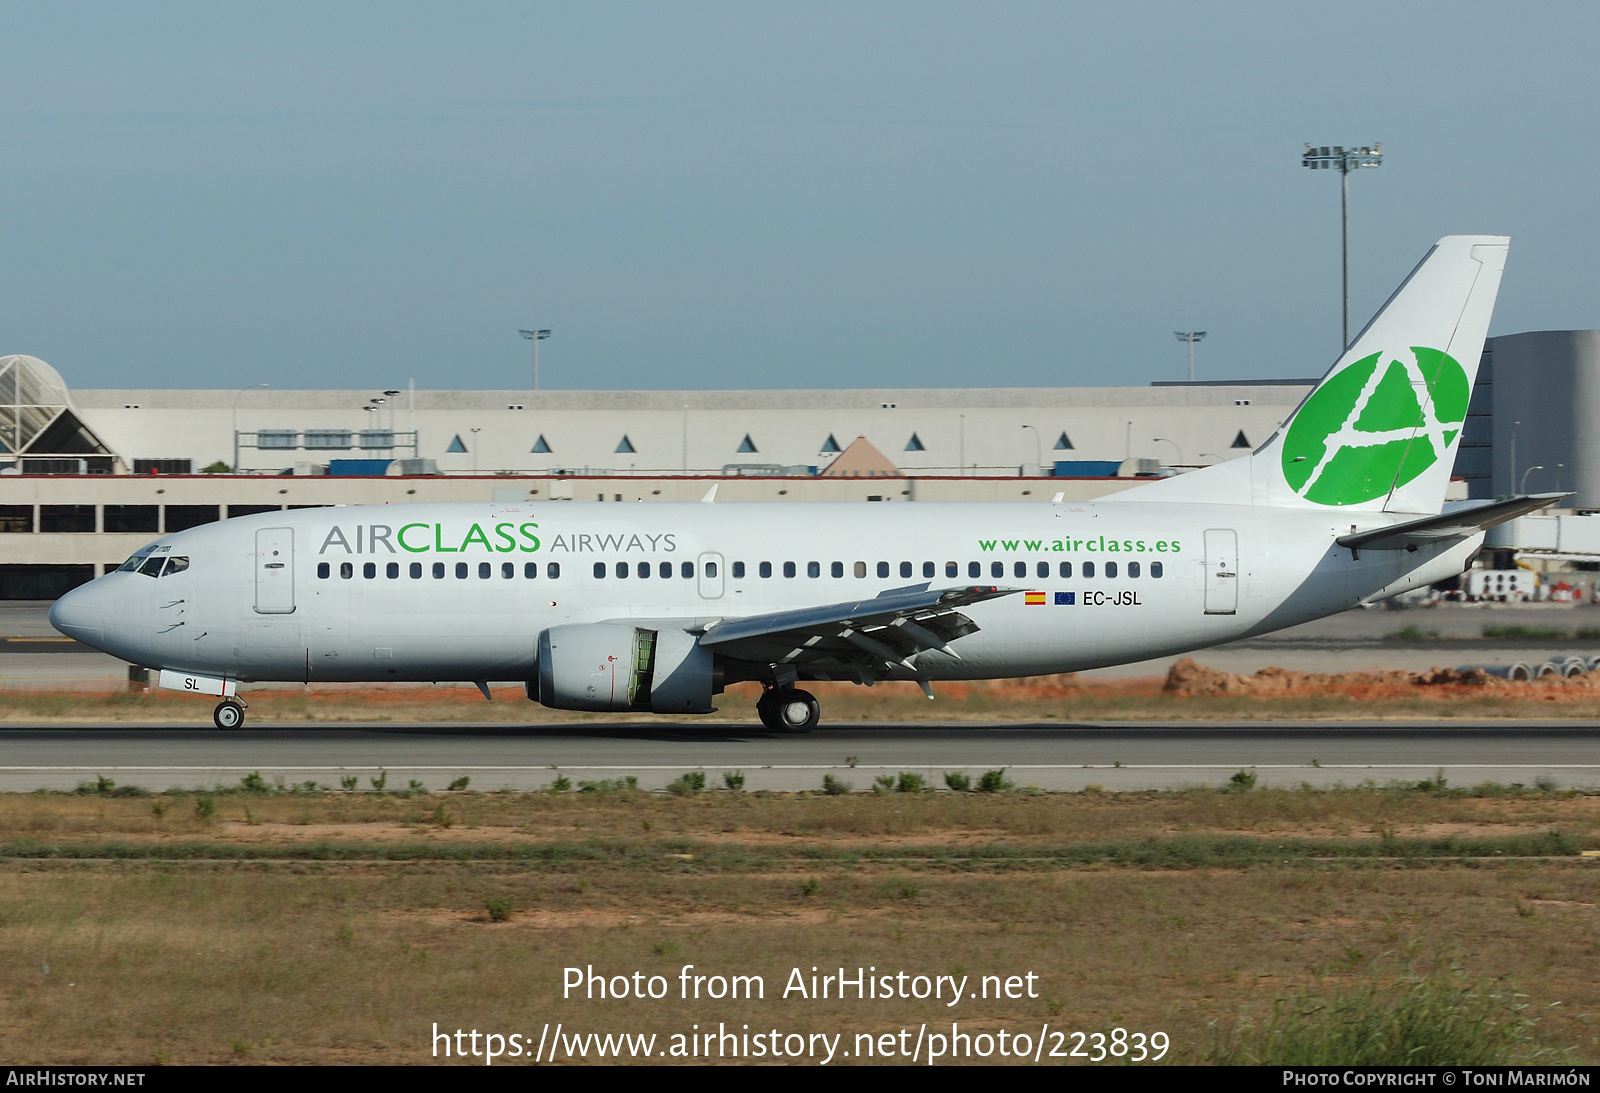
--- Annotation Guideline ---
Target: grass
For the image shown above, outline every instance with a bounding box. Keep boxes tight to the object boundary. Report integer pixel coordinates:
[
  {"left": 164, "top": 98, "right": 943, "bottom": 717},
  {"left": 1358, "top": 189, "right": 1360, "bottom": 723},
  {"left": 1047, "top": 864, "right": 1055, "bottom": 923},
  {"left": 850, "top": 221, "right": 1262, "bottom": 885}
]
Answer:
[
  {"left": 1210, "top": 952, "right": 1564, "bottom": 1065},
  {"left": 0, "top": 785, "right": 1595, "bottom": 1064}
]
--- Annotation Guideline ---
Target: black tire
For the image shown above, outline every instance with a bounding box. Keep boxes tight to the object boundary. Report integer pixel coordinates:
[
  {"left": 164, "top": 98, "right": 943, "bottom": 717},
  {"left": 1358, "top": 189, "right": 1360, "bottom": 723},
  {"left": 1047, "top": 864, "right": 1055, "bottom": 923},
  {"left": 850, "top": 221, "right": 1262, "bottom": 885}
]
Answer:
[
  {"left": 775, "top": 688, "right": 820, "bottom": 733},
  {"left": 756, "top": 691, "right": 782, "bottom": 730},
  {"left": 213, "top": 700, "right": 245, "bottom": 730}
]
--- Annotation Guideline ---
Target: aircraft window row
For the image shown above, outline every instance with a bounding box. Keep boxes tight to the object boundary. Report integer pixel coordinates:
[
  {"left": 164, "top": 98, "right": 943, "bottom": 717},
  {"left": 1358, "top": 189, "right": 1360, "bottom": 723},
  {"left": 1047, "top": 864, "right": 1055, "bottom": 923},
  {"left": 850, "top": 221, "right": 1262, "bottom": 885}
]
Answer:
[
  {"left": 591, "top": 561, "right": 709, "bottom": 579},
  {"left": 317, "top": 561, "right": 565, "bottom": 580},
  {"left": 724, "top": 559, "right": 1165, "bottom": 580},
  {"left": 311, "top": 557, "right": 1167, "bottom": 583},
  {"left": 118, "top": 554, "right": 190, "bottom": 578}
]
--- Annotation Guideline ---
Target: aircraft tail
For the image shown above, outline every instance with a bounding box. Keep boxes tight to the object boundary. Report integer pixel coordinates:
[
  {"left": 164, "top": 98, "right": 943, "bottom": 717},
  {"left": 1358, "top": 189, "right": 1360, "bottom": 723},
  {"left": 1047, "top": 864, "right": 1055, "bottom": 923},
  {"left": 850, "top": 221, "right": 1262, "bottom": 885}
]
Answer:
[{"left": 1116, "top": 235, "right": 1509, "bottom": 515}]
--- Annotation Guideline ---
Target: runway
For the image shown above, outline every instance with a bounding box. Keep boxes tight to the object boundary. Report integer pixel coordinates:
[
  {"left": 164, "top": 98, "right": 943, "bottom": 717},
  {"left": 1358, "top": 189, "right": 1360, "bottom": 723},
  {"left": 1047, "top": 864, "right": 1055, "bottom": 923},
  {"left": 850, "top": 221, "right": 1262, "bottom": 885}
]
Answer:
[{"left": 2, "top": 720, "right": 1598, "bottom": 792}]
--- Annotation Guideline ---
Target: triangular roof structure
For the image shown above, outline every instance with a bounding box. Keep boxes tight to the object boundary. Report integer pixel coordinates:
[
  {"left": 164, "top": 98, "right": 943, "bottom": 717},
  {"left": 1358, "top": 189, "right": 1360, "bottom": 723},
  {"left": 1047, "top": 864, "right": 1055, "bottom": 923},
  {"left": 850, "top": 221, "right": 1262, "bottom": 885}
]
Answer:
[
  {"left": 819, "top": 435, "right": 903, "bottom": 478},
  {"left": 0, "top": 355, "right": 120, "bottom": 469}
]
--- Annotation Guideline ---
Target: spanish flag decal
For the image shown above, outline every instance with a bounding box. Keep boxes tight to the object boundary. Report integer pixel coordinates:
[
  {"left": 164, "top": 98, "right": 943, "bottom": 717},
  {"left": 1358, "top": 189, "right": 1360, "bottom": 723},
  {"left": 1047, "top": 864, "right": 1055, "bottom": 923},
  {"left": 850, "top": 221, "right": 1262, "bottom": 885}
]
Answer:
[{"left": 1024, "top": 590, "right": 1046, "bottom": 606}]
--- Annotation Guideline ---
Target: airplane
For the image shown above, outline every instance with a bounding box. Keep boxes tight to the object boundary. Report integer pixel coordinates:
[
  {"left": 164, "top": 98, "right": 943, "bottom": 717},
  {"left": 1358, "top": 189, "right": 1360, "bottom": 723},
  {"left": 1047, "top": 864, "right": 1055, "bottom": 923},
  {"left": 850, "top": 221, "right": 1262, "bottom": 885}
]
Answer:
[{"left": 49, "top": 235, "right": 1559, "bottom": 732}]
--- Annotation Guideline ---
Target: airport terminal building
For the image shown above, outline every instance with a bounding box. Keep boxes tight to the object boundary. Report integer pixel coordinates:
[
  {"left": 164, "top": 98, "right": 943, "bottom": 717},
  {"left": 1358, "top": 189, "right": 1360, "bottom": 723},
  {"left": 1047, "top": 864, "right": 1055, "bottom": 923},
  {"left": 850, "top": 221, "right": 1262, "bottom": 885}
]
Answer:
[{"left": 2, "top": 331, "right": 1598, "bottom": 597}]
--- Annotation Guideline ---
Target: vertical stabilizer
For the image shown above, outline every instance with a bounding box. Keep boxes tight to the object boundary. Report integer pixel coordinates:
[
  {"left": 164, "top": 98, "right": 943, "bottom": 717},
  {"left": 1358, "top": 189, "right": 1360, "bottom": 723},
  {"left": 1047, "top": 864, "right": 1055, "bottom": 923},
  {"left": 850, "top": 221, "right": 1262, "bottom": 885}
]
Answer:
[{"left": 1115, "top": 236, "right": 1508, "bottom": 515}]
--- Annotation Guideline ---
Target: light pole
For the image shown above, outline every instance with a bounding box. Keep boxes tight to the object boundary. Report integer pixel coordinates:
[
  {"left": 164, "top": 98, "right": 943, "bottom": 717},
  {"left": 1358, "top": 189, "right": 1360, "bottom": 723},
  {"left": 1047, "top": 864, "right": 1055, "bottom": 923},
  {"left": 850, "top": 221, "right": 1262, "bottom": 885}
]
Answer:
[
  {"left": 1173, "top": 331, "right": 1205, "bottom": 382},
  {"left": 1021, "top": 424, "right": 1043, "bottom": 472},
  {"left": 1302, "top": 143, "right": 1383, "bottom": 349},
  {"left": 519, "top": 328, "right": 551, "bottom": 391},
  {"left": 470, "top": 427, "right": 481, "bottom": 474},
  {"left": 1154, "top": 437, "right": 1182, "bottom": 465},
  {"left": 231, "top": 383, "right": 268, "bottom": 473},
  {"left": 1520, "top": 465, "right": 1545, "bottom": 493}
]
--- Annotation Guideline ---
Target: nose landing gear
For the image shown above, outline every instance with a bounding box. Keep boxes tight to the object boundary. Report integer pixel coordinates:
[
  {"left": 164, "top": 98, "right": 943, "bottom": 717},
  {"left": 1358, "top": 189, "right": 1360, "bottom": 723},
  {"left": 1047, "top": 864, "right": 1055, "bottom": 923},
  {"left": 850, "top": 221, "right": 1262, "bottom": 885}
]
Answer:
[{"left": 756, "top": 687, "right": 820, "bottom": 733}]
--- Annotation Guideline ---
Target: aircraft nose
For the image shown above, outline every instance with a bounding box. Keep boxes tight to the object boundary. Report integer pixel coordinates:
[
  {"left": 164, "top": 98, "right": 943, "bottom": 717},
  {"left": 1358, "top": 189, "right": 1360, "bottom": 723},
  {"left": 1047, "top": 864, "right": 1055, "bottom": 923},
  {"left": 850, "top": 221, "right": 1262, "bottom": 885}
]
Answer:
[{"left": 49, "top": 582, "right": 107, "bottom": 646}]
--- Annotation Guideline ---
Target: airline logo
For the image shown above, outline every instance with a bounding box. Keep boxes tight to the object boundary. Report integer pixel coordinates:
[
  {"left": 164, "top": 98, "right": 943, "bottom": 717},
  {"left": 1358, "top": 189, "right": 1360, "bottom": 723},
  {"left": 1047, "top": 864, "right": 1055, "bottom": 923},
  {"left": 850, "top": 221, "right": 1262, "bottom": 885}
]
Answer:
[{"left": 1280, "top": 347, "right": 1469, "bottom": 506}]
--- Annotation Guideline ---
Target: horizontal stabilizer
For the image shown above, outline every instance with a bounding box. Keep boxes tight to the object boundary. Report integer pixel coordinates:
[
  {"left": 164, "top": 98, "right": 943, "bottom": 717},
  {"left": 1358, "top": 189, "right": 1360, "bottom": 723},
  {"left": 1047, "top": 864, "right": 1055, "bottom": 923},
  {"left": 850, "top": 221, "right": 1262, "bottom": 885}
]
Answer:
[{"left": 1335, "top": 493, "right": 1566, "bottom": 552}]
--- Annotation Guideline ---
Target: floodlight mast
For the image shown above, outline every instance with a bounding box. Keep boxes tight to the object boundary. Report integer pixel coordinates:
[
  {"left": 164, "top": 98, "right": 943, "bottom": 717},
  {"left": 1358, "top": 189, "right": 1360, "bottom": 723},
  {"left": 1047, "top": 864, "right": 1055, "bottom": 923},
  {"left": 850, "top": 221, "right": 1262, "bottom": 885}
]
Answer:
[
  {"left": 1301, "top": 143, "right": 1383, "bottom": 350},
  {"left": 1173, "top": 331, "right": 1206, "bottom": 382},
  {"left": 519, "top": 328, "right": 551, "bottom": 391}
]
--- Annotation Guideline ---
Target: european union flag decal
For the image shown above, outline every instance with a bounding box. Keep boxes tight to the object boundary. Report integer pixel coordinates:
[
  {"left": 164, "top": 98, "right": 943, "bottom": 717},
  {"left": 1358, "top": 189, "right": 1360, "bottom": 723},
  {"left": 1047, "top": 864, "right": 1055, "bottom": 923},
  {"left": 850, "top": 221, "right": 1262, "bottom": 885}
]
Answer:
[{"left": 1055, "top": 592, "right": 1075, "bottom": 605}]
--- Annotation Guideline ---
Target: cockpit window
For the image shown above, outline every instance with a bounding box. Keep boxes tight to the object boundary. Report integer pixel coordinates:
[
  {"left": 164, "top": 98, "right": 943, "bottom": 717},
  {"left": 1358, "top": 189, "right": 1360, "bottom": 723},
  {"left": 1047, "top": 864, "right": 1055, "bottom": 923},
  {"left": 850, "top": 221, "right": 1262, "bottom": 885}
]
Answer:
[
  {"left": 118, "top": 553, "right": 149, "bottom": 573},
  {"left": 134, "top": 555, "right": 190, "bottom": 578}
]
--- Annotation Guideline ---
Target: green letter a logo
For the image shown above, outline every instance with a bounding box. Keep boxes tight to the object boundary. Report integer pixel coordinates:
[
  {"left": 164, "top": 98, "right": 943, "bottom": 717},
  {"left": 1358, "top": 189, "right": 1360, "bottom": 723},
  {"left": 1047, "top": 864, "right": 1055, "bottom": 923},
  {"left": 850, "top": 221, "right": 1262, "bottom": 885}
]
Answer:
[{"left": 1281, "top": 347, "right": 1469, "bottom": 506}]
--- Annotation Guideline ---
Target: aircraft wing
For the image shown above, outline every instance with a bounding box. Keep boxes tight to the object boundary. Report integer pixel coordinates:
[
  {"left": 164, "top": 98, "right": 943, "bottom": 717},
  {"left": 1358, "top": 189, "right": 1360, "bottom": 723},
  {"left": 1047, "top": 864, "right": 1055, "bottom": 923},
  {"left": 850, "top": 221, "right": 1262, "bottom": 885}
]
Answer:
[
  {"left": 698, "top": 583, "right": 1017, "bottom": 681},
  {"left": 1336, "top": 493, "right": 1567, "bottom": 552}
]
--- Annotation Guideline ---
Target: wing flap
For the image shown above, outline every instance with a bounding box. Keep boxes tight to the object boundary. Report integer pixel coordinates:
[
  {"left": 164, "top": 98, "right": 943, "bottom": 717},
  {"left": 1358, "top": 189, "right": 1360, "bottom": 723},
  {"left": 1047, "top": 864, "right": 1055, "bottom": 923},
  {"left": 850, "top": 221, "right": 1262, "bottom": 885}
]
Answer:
[{"left": 700, "top": 584, "right": 1015, "bottom": 677}]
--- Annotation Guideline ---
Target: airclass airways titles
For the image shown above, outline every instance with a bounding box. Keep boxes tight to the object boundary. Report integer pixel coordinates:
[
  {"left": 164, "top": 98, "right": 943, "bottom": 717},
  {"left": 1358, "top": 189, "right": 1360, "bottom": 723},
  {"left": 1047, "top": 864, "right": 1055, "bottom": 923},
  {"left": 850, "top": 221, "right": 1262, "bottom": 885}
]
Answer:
[{"left": 317, "top": 522, "right": 679, "bottom": 556}]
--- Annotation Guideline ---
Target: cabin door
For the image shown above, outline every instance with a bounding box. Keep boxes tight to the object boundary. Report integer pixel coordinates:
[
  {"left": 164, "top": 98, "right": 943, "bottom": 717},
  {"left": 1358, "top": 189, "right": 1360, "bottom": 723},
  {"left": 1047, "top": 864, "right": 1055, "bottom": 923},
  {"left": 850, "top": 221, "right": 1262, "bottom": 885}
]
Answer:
[
  {"left": 1203, "top": 528, "right": 1238, "bottom": 615},
  {"left": 254, "top": 527, "right": 297, "bottom": 614}
]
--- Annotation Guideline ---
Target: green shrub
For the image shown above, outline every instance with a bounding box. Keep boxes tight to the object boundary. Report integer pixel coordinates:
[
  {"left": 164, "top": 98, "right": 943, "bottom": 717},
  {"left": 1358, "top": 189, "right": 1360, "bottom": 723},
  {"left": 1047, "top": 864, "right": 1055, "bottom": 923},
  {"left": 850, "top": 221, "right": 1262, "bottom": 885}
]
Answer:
[
  {"left": 448, "top": 776, "right": 471, "bottom": 791},
  {"left": 722, "top": 770, "right": 746, "bottom": 791},
  {"left": 821, "top": 774, "right": 852, "bottom": 796},
  {"left": 666, "top": 771, "right": 707, "bottom": 797},
  {"left": 1228, "top": 769, "right": 1259, "bottom": 792},
  {"left": 976, "top": 768, "right": 1015, "bottom": 793},
  {"left": 944, "top": 771, "right": 972, "bottom": 792},
  {"left": 484, "top": 898, "right": 513, "bottom": 923},
  {"left": 895, "top": 772, "right": 927, "bottom": 793}
]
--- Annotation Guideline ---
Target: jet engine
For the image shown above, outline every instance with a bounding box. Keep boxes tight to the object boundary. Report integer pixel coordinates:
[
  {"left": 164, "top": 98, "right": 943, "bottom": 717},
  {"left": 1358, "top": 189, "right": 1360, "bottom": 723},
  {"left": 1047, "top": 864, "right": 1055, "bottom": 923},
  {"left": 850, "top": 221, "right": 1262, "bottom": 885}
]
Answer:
[{"left": 529, "top": 623, "right": 715, "bottom": 713}]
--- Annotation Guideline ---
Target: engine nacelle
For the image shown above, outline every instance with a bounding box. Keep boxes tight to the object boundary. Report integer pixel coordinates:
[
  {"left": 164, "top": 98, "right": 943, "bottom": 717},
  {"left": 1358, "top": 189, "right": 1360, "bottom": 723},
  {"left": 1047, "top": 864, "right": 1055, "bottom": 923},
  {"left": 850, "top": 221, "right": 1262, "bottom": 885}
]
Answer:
[{"left": 530, "top": 623, "right": 715, "bottom": 713}]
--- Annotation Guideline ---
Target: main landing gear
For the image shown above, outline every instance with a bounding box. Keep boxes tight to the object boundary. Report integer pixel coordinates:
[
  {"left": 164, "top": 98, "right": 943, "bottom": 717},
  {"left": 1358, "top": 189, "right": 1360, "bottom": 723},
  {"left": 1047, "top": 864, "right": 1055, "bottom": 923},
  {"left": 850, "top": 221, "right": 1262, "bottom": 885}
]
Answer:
[
  {"left": 213, "top": 699, "right": 246, "bottom": 730},
  {"left": 757, "top": 687, "right": 820, "bottom": 733}
]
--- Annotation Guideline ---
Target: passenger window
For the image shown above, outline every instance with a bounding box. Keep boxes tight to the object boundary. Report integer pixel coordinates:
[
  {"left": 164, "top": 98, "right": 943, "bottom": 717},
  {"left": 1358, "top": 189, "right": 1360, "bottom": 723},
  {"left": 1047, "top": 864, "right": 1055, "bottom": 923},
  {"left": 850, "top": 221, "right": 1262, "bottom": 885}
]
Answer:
[
  {"left": 502, "top": 562, "right": 514, "bottom": 579},
  {"left": 524, "top": 562, "right": 538, "bottom": 579},
  {"left": 877, "top": 562, "right": 890, "bottom": 578},
  {"left": 617, "top": 562, "right": 629, "bottom": 579},
  {"left": 831, "top": 561, "right": 844, "bottom": 578},
  {"left": 1037, "top": 561, "right": 1049, "bottom": 579},
  {"left": 968, "top": 561, "right": 980, "bottom": 578},
  {"left": 363, "top": 562, "right": 376, "bottom": 579},
  {"left": 479, "top": 562, "right": 492, "bottom": 579},
  {"left": 730, "top": 562, "right": 743, "bottom": 579},
  {"left": 759, "top": 561, "right": 772, "bottom": 578},
  {"left": 1014, "top": 562, "right": 1026, "bottom": 579},
  {"left": 990, "top": 561, "right": 1003, "bottom": 579},
  {"left": 900, "top": 562, "right": 913, "bottom": 579},
  {"left": 317, "top": 562, "right": 330, "bottom": 579},
  {"left": 548, "top": 562, "right": 561, "bottom": 579},
  {"left": 1059, "top": 561, "right": 1072, "bottom": 578},
  {"left": 455, "top": 563, "right": 469, "bottom": 579},
  {"left": 1128, "top": 561, "right": 1140, "bottom": 578},
  {"left": 594, "top": 562, "right": 607, "bottom": 579},
  {"left": 639, "top": 561, "right": 651, "bottom": 578},
  {"left": 946, "top": 561, "right": 958, "bottom": 578},
  {"left": 1106, "top": 561, "right": 1118, "bottom": 578},
  {"left": 704, "top": 561, "right": 717, "bottom": 577},
  {"left": 433, "top": 563, "right": 446, "bottom": 579},
  {"left": 660, "top": 563, "right": 673, "bottom": 579},
  {"left": 779, "top": 561, "right": 793, "bottom": 578},
  {"left": 681, "top": 562, "right": 693, "bottom": 578},
  {"left": 340, "top": 562, "right": 353, "bottom": 579},
  {"left": 411, "top": 562, "right": 423, "bottom": 579},
  {"left": 923, "top": 562, "right": 935, "bottom": 579},
  {"left": 1151, "top": 561, "right": 1163, "bottom": 578},
  {"left": 1084, "top": 561, "right": 1096, "bottom": 578},
  {"left": 387, "top": 562, "right": 400, "bottom": 579},
  {"left": 854, "top": 561, "right": 867, "bottom": 578},
  {"left": 807, "top": 561, "right": 820, "bottom": 578}
]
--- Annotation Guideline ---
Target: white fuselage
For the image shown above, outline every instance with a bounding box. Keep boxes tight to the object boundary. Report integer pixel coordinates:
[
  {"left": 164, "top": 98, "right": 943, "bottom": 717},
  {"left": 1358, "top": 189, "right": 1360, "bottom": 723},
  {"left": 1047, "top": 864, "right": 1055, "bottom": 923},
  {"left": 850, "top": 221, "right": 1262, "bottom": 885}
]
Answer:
[{"left": 49, "top": 499, "right": 1479, "bottom": 686}]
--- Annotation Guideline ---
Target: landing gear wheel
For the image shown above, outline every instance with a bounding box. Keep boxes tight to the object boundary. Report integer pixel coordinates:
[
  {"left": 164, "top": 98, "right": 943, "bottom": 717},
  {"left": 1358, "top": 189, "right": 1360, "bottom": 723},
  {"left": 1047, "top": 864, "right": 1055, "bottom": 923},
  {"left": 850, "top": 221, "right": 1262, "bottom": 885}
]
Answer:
[
  {"left": 213, "top": 700, "right": 245, "bottom": 730},
  {"left": 756, "top": 690, "right": 782, "bottom": 730},
  {"left": 774, "top": 688, "right": 820, "bottom": 733}
]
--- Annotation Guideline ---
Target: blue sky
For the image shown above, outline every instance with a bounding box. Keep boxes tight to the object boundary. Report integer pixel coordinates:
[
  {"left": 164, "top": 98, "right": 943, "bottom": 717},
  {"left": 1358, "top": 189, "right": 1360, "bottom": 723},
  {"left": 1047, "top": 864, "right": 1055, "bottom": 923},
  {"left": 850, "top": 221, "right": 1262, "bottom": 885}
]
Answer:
[{"left": 4, "top": 2, "right": 1597, "bottom": 392}]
